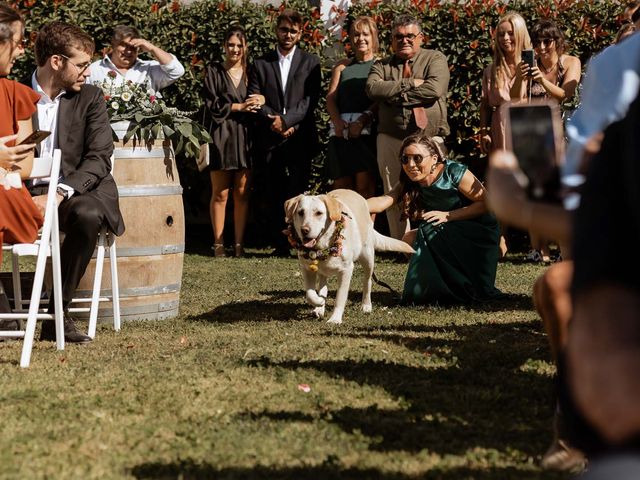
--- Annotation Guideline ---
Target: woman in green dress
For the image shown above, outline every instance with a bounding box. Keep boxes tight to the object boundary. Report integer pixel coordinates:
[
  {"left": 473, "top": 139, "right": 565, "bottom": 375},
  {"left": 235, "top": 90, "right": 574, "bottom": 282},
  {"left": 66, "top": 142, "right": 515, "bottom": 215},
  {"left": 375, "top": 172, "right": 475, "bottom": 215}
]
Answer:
[
  {"left": 368, "top": 133, "right": 502, "bottom": 304},
  {"left": 325, "top": 16, "right": 379, "bottom": 198}
]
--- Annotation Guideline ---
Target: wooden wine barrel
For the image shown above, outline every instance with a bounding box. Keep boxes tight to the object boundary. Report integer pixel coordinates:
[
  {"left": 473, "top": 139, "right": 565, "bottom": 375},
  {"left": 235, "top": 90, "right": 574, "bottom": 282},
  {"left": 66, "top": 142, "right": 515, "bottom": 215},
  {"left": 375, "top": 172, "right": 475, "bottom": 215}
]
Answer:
[{"left": 74, "top": 135, "right": 185, "bottom": 322}]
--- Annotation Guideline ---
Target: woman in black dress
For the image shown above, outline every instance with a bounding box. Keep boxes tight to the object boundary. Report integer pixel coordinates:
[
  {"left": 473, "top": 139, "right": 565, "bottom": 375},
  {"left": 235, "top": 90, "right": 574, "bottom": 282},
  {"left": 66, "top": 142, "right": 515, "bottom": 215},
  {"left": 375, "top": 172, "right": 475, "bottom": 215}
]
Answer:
[{"left": 203, "top": 27, "right": 261, "bottom": 257}]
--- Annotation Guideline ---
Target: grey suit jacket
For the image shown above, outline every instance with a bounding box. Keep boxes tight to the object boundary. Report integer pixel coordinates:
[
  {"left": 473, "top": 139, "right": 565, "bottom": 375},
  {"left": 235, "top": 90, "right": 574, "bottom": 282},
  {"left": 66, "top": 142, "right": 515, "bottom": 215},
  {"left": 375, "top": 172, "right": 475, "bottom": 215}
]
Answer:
[{"left": 24, "top": 78, "right": 124, "bottom": 236}]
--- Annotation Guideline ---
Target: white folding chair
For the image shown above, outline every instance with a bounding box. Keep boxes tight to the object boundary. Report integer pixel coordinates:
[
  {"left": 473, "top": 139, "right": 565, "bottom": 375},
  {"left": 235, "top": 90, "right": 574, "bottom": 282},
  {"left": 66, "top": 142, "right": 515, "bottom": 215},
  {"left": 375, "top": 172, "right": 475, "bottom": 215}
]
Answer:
[
  {"left": 9, "top": 155, "right": 122, "bottom": 340},
  {"left": 68, "top": 225, "right": 121, "bottom": 338},
  {"left": 67, "top": 153, "right": 121, "bottom": 338},
  {"left": 0, "top": 149, "right": 65, "bottom": 368}
]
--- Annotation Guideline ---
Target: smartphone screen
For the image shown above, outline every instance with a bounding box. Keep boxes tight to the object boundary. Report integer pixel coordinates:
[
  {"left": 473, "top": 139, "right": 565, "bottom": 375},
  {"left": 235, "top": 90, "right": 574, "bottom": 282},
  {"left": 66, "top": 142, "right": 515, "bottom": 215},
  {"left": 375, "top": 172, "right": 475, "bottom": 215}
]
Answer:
[
  {"left": 507, "top": 103, "right": 562, "bottom": 202},
  {"left": 522, "top": 49, "right": 534, "bottom": 69},
  {"left": 18, "top": 130, "right": 51, "bottom": 146}
]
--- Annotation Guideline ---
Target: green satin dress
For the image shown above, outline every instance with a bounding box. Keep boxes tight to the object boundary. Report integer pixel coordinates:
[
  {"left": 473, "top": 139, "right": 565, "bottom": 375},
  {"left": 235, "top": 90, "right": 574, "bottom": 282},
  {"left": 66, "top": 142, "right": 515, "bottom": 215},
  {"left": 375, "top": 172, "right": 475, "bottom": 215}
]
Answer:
[{"left": 402, "top": 160, "right": 502, "bottom": 305}]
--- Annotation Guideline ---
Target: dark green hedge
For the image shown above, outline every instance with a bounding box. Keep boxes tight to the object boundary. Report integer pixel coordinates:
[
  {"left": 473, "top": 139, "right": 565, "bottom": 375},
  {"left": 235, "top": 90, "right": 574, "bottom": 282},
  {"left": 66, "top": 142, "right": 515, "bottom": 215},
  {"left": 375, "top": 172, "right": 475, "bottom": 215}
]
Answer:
[{"left": 11, "top": 0, "right": 624, "bottom": 200}]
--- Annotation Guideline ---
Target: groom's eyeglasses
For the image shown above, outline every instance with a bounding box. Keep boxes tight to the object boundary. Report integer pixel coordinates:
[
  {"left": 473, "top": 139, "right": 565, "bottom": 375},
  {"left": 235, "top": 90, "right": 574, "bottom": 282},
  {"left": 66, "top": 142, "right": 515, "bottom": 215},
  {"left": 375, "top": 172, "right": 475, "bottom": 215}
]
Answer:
[
  {"left": 58, "top": 54, "right": 91, "bottom": 74},
  {"left": 400, "top": 154, "right": 425, "bottom": 165}
]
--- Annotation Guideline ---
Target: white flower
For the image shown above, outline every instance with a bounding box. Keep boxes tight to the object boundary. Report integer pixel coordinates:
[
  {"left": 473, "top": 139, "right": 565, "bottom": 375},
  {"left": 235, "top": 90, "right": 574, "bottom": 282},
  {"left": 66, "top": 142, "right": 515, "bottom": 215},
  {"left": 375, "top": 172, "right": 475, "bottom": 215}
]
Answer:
[
  {"left": 111, "top": 101, "right": 120, "bottom": 110},
  {"left": 121, "top": 92, "right": 132, "bottom": 102}
]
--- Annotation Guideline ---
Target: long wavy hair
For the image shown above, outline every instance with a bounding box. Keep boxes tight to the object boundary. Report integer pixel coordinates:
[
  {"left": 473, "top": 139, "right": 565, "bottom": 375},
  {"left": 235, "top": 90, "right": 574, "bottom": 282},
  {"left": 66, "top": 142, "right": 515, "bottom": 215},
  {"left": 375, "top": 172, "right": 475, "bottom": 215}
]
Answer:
[
  {"left": 492, "top": 12, "right": 531, "bottom": 87},
  {"left": 398, "top": 133, "right": 446, "bottom": 221}
]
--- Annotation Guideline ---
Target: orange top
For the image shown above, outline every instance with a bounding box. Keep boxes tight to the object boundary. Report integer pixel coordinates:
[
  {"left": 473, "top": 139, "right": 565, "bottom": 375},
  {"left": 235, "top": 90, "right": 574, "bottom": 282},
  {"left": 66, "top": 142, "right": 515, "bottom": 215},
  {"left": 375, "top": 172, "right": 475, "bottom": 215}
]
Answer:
[{"left": 0, "top": 77, "right": 40, "bottom": 139}]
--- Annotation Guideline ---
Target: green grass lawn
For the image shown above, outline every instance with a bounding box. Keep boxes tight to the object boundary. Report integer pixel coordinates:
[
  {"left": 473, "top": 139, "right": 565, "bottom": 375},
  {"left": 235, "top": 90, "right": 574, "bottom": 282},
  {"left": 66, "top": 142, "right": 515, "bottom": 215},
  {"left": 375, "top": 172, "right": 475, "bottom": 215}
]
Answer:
[{"left": 0, "top": 250, "right": 568, "bottom": 480}]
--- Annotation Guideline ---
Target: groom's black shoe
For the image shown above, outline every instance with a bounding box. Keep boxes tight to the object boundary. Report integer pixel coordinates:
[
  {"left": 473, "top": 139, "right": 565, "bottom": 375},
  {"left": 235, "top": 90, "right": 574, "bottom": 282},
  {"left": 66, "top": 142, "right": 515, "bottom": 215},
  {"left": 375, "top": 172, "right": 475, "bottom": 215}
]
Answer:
[{"left": 40, "top": 313, "right": 92, "bottom": 344}]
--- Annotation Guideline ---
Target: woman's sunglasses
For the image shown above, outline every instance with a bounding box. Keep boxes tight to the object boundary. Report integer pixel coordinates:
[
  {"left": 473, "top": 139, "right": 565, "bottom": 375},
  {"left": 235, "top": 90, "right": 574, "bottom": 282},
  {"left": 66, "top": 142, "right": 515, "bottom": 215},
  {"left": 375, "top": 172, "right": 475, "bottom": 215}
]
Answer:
[
  {"left": 533, "top": 38, "right": 555, "bottom": 47},
  {"left": 400, "top": 153, "right": 425, "bottom": 165}
]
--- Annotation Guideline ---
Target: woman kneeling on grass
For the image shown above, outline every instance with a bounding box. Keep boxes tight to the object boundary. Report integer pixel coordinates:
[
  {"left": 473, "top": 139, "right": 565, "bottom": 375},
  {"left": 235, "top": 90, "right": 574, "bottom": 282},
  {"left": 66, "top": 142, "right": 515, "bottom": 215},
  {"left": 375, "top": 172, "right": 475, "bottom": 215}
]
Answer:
[{"left": 368, "top": 133, "right": 502, "bottom": 304}]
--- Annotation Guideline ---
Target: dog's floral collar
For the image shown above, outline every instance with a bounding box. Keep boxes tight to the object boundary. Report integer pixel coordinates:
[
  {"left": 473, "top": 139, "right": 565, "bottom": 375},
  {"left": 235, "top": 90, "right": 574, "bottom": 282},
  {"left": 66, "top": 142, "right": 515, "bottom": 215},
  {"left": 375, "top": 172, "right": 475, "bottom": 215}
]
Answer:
[{"left": 283, "top": 218, "right": 346, "bottom": 271}]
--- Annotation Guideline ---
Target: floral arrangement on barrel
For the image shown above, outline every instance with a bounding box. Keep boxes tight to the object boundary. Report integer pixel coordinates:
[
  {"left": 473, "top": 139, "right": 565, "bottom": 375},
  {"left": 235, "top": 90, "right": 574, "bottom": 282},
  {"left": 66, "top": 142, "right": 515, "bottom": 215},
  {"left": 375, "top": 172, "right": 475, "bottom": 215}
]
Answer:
[{"left": 95, "top": 71, "right": 211, "bottom": 157}]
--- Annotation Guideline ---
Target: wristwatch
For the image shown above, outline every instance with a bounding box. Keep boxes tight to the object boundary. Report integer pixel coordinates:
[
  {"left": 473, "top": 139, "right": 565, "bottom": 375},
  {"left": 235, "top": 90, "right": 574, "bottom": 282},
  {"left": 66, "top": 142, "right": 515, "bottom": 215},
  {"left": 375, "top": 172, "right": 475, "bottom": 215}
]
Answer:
[{"left": 56, "top": 186, "right": 69, "bottom": 201}]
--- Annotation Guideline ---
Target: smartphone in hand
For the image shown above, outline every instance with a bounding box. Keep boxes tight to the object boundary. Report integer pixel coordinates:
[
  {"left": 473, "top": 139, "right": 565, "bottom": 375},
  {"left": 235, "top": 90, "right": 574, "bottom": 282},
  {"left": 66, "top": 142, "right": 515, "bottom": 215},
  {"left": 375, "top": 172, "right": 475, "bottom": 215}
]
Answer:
[
  {"left": 522, "top": 49, "right": 535, "bottom": 74},
  {"left": 18, "top": 130, "right": 51, "bottom": 146},
  {"left": 505, "top": 101, "right": 564, "bottom": 202}
]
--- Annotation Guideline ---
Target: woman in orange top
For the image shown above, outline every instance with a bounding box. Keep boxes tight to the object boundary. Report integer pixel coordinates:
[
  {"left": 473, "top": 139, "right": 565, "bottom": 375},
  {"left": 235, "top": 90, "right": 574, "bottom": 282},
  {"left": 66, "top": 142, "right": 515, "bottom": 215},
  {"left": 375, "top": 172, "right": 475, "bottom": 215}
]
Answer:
[{"left": 0, "top": 4, "right": 42, "bottom": 312}]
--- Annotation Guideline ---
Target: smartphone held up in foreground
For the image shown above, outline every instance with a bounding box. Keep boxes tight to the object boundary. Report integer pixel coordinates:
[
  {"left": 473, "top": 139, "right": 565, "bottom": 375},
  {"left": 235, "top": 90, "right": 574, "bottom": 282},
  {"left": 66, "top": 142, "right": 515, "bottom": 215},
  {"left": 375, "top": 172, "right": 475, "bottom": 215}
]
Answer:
[{"left": 504, "top": 101, "right": 564, "bottom": 202}]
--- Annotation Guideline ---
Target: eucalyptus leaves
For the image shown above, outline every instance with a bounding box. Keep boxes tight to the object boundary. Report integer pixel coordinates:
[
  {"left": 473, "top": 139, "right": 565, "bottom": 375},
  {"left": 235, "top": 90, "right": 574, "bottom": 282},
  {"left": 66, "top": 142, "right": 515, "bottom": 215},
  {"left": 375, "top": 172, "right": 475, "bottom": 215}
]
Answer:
[{"left": 95, "top": 72, "right": 211, "bottom": 157}]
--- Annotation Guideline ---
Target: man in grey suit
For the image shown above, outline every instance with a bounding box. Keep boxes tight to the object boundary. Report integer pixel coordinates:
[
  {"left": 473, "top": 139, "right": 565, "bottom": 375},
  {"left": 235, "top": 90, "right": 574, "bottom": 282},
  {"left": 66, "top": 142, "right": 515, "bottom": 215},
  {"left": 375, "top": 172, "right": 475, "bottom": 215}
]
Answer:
[{"left": 28, "top": 22, "right": 124, "bottom": 343}]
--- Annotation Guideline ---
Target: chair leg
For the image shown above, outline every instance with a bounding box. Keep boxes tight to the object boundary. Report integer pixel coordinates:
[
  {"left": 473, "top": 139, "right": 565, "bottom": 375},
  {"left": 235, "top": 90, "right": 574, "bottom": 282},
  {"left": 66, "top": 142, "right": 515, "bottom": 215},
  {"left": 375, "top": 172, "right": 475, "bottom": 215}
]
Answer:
[
  {"left": 51, "top": 212, "right": 64, "bottom": 351},
  {"left": 109, "top": 237, "right": 121, "bottom": 332},
  {"left": 88, "top": 232, "right": 106, "bottom": 339},
  {"left": 11, "top": 253, "right": 22, "bottom": 312}
]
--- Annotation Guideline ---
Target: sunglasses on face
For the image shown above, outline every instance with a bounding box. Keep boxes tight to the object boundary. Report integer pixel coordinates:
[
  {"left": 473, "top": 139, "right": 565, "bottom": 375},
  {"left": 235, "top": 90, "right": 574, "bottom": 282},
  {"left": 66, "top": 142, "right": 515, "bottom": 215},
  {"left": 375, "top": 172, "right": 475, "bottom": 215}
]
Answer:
[
  {"left": 401, "top": 153, "right": 426, "bottom": 165},
  {"left": 394, "top": 32, "right": 420, "bottom": 42},
  {"left": 533, "top": 38, "right": 555, "bottom": 47}
]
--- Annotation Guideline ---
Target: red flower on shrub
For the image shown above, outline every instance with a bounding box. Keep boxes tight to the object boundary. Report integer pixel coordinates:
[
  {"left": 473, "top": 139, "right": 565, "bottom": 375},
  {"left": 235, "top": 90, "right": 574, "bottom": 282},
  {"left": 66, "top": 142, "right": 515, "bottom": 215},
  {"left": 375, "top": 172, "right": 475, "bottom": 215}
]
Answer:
[
  {"left": 218, "top": 1, "right": 225, "bottom": 11},
  {"left": 150, "top": 3, "right": 159, "bottom": 13},
  {"left": 368, "top": 0, "right": 380, "bottom": 8},
  {"left": 311, "top": 7, "right": 320, "bottom": 19},
  {"left": 449, "top": 8, "right": 459, "bottom": 24},
  {"left": 470, "top": 40, "right": 479, "bottom": 50},
  {"left": 171, "top": 1, "right": 180, "bottom": 12}
]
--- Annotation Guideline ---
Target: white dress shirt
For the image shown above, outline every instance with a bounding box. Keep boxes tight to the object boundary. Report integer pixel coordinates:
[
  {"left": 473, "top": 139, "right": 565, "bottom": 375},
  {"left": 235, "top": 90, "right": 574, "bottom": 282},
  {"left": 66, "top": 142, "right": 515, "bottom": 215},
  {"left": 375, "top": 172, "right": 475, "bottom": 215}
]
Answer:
[
  {"left": 86, "top": 54, "right": 185, "bottom": 92},
  {"left": 564, "top": 33, "right": 640, "bottom": 178},
  {"left": 31, "top": 72, "right": 74, "bottom": 195},
  {"left": 278, "top": 46, "right": 296, "bottom": 113}
]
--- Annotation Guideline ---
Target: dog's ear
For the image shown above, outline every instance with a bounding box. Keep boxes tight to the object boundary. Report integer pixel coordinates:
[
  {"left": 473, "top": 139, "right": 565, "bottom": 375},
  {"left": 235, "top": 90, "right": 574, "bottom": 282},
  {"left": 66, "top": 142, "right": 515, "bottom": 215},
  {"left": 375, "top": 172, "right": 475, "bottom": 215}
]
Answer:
[
  {"left": 323, "top": 194, "right": 342, "bottom": 222},
  {"left": 284, "top": 195, "right": 303, "bottom": 223}
]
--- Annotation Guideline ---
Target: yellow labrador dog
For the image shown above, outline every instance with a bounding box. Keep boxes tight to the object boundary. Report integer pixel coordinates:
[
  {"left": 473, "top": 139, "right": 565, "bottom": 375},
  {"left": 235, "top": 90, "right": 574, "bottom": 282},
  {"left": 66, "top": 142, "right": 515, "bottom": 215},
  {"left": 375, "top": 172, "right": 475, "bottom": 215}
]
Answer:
[{"left": 284, "top": 189, "right": 414, "bottom": 324}]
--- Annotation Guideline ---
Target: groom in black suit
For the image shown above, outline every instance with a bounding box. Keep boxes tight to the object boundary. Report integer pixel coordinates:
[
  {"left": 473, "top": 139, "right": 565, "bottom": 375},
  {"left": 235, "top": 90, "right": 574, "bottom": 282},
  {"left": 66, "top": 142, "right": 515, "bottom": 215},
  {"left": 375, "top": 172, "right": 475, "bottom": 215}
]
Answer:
[
  {"left": 27, "top": 22, "right": 124, "bottom": 343},
  {"left": 248, "top": 9, "right": 321, "bottom": 255}
]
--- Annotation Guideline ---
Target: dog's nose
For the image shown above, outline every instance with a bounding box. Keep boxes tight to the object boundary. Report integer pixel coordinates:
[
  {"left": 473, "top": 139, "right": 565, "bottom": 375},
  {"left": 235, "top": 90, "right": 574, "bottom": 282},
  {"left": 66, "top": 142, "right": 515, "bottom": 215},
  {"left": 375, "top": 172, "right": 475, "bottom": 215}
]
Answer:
[{"left": 301, "top": 226, "right": 310, "bottom": 236}]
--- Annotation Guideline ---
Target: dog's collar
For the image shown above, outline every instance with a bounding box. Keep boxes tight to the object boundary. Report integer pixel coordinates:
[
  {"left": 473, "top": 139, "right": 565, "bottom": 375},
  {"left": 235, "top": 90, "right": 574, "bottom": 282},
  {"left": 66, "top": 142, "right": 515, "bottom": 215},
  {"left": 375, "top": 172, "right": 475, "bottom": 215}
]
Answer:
[{"left": 283, "top": 216, "right": 346, "bottom": 267}]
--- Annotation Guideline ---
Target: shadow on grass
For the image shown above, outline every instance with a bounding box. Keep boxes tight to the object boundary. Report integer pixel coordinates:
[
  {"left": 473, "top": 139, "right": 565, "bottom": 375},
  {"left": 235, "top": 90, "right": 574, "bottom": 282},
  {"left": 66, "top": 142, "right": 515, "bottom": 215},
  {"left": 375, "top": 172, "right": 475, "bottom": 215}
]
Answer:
[
  {"left": 185, "top": 298, "right": 310, "bottom": 323},
  {"left": 245, "top": 321, "right": 555, "bottom": 457},
  {"left": 130, "top": 462, "right": 559, "bottom": 479}
]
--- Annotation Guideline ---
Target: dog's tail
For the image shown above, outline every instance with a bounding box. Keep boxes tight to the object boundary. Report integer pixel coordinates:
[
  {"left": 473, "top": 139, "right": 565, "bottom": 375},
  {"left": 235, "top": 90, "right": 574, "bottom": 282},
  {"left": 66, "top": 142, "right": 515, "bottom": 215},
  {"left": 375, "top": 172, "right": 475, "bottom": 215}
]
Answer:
[{"left": 372, "top": 230, "right": 415, "bottom": 254}]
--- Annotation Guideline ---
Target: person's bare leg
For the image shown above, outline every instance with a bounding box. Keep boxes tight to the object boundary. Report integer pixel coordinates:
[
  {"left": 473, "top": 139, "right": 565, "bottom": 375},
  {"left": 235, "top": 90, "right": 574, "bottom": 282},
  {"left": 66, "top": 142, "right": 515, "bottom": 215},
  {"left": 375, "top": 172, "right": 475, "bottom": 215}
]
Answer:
[
  {"left": 533, "top": 261, "right": 574, "bottom": 362},
  {"left": 355, "top": 171, "right": 376, "bottom": 199},
  {"left": 332, "top": 176, "right": 353, "bottom": 191},
  {"left": 210, "top": 170, "right": 232, "bottom": 257},
  {"left": 232, "top": 169, "right": 251, "bottom": 257}
]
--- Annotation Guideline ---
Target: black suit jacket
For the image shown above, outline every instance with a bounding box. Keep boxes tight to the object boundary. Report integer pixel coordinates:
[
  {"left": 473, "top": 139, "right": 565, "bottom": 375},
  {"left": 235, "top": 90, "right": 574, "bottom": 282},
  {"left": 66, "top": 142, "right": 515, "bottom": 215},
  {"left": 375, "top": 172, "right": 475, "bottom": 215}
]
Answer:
[
  {"left": 23, "top": 77, "right": 124, "bottom": 236},
  {"left": 247, "top": 47, "right": 321, "bottom": 156}
]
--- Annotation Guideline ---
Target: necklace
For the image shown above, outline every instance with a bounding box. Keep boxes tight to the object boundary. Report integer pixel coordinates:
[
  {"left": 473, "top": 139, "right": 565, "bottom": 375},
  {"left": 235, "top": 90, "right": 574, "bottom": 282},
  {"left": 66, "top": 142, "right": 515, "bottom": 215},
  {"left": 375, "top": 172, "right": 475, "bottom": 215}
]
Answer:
[{"left": 539, "top": 61, "right": 557, "bottom": 75}]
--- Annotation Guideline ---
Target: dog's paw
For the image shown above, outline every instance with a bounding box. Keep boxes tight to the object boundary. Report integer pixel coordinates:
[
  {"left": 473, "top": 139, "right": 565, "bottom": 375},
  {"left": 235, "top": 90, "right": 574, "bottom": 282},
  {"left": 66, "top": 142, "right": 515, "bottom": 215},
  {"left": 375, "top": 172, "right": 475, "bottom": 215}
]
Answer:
[
  {"left": 326, "top": 315, "right": 343, "bottom": 325},
  {"left": 306, "top": 290, "right": 326, "bottom": 307},
  {"left": 313, "top": 306, "right": 325, "bottom": 318},
  {"left": 362, "top": 303, "right": 372, "bottom": 314}
]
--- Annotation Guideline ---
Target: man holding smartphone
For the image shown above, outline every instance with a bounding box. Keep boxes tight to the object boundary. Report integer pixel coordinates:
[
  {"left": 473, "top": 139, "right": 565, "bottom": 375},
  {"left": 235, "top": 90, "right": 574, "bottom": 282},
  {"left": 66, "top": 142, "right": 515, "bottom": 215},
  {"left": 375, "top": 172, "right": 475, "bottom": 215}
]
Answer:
[
  {"left": 25, "top": 22, "right": 124, "bottom": 343},
  {"left": 366, "top": 14, "right": 450, "bottom": 239}
]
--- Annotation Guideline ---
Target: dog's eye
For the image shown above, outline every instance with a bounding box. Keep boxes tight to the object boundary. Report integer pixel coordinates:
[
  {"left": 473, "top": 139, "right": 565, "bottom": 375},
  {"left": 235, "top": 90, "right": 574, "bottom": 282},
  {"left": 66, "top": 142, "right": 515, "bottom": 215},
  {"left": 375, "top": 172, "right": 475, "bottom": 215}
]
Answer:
[
  {"left": 297, "top": 209, "right": 304, "bottom": 216},
  {"left": 314, "top": 211, "right": 323, "bottom": 217}
]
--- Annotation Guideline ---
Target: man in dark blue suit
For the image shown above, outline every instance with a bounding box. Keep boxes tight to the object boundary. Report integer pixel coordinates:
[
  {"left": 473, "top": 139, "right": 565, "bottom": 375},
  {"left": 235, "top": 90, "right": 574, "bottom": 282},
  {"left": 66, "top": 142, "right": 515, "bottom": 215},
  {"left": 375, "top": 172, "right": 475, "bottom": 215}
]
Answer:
[{"left": 248, "top": 9, "right": 321, "bottom": 255}]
